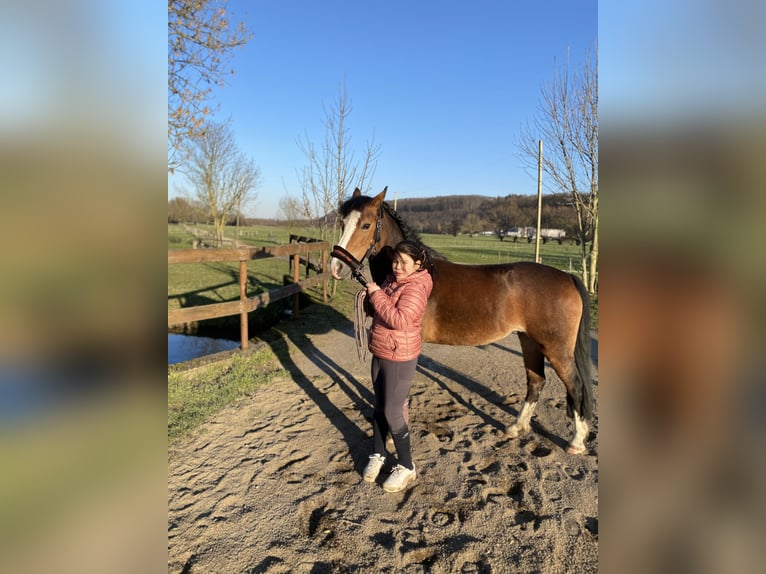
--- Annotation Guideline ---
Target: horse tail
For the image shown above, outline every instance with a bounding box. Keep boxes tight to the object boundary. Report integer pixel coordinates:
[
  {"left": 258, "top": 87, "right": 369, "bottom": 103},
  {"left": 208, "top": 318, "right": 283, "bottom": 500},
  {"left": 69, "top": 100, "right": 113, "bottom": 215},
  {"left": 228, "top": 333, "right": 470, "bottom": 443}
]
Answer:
[{"left": 571, "top": 273, "right": 594, "bottom": 420}]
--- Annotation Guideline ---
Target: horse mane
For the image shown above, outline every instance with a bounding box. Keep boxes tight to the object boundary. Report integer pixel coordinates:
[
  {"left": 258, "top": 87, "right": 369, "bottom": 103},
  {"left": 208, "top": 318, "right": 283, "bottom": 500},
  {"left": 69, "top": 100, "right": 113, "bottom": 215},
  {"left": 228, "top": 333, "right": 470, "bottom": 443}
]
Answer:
[
  {"left": 337, "top": 194, "right": 369, "bottom": 219},
  {"left": 380, "top": 201, "right": 445, "bottom": 262}
]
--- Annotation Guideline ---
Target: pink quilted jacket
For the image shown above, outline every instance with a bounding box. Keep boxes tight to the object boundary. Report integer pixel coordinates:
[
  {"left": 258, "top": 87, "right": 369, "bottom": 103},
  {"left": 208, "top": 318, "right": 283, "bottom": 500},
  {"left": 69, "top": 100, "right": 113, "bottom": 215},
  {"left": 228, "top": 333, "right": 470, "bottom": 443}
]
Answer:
[{"left": 367, "top": 269, "right": 433, "bottom": 362}]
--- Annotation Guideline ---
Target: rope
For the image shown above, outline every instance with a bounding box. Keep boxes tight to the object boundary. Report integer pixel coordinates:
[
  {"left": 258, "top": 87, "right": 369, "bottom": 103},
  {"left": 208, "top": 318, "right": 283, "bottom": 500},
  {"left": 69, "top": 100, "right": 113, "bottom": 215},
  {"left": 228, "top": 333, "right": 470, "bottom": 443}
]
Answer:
[{"left": 353, "top": 288, "right": 371, "bottom": 363}]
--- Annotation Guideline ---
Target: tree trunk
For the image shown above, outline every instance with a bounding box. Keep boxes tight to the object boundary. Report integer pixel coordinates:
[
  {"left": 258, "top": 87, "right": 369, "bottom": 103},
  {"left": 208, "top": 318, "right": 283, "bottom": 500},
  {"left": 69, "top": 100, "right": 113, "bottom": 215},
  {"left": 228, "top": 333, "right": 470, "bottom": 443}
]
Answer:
[{"left": 587, "top": 195, "right": 598, "bottom": 294}]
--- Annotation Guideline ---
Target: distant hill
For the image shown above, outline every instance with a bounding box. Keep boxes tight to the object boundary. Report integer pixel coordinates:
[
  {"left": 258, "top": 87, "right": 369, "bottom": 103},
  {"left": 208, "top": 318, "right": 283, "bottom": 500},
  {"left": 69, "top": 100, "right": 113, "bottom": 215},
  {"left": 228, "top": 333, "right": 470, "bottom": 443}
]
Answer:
[
  {"left": 391, "top": 193, "right": 579, "bottom": 236},
  {"left": 233, "top": 192, "right": 582, "bottom": 237}
]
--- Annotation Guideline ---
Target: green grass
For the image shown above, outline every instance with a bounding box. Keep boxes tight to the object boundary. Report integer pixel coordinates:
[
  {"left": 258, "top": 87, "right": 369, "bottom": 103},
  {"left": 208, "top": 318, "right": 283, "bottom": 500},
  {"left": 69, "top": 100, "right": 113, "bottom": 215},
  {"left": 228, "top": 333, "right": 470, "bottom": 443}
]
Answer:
[
  {"left": 168, "top": 347, "right": 287, "bottom": 441},
  {"left": 168, "top": 222, "right": 322, "bottom": 250},
  {"left": 168, "top": 223, "right": 332, "bottom": 315},
  {"left": 421, "top": 232, "right": 583, "bottom": 270},
  {"left": 167, "top": 223, "right": 336, "bottom": 338}
]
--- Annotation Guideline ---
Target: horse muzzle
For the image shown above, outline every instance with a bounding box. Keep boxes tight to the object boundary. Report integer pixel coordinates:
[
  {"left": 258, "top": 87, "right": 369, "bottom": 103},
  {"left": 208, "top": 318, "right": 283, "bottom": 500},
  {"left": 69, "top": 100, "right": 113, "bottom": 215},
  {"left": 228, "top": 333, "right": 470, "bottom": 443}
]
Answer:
[
  {"left": 330, "top": 245, "right": 365, "bottom": 281},
  {"left": 330, "top": 257, "right": 352, "bottom": 280}
]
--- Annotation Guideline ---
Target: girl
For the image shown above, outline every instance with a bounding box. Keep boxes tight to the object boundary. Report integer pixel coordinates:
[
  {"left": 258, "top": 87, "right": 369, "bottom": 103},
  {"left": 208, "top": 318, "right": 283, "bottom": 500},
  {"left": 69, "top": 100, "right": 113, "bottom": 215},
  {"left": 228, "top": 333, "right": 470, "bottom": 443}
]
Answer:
[{"left": 362, "top": 240, "right": 433, "bottom": 492}]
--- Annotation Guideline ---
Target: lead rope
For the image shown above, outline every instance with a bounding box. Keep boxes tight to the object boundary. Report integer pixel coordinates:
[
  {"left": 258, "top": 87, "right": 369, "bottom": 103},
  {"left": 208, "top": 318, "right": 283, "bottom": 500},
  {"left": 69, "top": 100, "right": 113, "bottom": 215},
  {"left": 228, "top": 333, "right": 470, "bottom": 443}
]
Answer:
[{"left": 353, "top": 288, "right": 371, "bottom": 363}]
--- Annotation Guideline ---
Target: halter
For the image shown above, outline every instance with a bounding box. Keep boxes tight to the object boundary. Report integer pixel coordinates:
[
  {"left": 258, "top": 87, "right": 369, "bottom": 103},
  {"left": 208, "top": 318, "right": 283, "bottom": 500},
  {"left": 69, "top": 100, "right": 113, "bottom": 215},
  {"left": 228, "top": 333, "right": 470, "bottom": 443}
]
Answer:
[
  {"left": 331, "top": 204, "right": 383, "bottom": 286},
  {"left": 360, "top": 203, "right": 383, "bottom": 262}
]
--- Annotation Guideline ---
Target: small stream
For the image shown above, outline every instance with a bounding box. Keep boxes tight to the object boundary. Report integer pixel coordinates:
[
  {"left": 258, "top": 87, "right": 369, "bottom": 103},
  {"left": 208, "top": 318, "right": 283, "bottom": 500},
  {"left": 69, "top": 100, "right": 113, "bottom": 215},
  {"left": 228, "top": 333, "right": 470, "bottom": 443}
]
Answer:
[{"left": 168, "top": 333, "right": 240, "bottom": 365}]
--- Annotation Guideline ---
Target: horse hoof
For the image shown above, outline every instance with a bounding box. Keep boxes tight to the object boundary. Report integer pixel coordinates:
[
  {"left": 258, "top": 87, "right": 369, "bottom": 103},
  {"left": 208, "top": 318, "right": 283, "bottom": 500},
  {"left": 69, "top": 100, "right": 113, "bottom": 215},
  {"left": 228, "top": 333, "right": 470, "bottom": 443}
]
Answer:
[
  {"left": 565, "top": 443, "right": 586, "bottom": 455},
  {"left": 505, "top": 424, "right": 528, "bottom": 439}
]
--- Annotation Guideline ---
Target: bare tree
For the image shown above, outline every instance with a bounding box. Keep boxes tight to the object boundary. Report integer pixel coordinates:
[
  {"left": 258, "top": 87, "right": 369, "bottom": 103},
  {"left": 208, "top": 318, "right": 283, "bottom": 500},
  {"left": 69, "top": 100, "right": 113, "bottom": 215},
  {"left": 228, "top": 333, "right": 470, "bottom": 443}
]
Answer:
[
  {"left": 278, "top": 195, "right": 302, "bottom": 226},
  {"left": 296, "top": 81, "right": 381, "bottom": 241},
  {"left": 462, "top": 213, "right": 484, "bottom": 237},
  {"left": 168, "top": 0, "right": 250, "bottom": 172},
  {"left": 168, "top": 196, "right": 207, "bottom": 224},
  {"left": 489, "top": 196, "right": 523, "bottom": 241},
  {"left": 182, "top": 122, "right": 261, "bottom": 246},
  {"left": 518, "top": 46, "right": 598, "bottom": 293}
]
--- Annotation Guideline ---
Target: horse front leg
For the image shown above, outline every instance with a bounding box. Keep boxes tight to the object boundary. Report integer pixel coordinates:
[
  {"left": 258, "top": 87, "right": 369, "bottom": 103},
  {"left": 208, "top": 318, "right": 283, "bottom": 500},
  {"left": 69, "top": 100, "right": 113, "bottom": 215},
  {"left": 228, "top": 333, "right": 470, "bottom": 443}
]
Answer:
[
  {"left": 507, "top": 334, "right": 545, "bottom": 439},
  {"left": 506, "top": 398, "right": 540, "bottom": 438}
]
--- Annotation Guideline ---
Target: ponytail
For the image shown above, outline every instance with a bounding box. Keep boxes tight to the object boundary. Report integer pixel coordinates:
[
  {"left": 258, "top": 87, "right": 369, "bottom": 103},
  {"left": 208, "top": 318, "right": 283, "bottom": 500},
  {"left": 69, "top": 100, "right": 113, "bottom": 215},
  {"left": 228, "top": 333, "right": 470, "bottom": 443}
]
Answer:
[
  {"left": 421, "top": 248, "right": 436, "bottom": 277},
  {"left": 394, "top": 239, "right": 436, "bottom": 277}
]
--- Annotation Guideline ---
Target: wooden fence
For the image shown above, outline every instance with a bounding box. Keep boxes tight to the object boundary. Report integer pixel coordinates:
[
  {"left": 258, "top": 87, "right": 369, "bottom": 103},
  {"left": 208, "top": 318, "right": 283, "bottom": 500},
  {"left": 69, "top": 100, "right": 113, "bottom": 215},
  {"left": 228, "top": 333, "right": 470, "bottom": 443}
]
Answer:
[{"left": 168, "top": 241, "right": 331, "bottom": 350}]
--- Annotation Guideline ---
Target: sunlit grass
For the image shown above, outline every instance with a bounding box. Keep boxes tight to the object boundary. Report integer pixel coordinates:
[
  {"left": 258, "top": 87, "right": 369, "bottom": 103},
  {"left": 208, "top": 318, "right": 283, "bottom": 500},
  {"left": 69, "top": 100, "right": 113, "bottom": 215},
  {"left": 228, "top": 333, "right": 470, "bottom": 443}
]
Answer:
[
  {"left": 422, "top": 232, "right": 583, "bottom": 271},
  {"left": 168, "top": 347, "right": 286, "bottom": 441}
]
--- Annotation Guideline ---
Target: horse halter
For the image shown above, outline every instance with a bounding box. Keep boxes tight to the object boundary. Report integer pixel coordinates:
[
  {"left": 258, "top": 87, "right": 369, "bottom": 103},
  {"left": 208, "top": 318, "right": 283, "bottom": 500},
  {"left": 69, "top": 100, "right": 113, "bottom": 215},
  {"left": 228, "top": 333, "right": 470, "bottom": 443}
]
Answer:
[
  {"left": 330, "top": 204, "right": 382, "bottom": 286},
  {"left": 360, "top": 204, "right": 383, "bottom": 261}
]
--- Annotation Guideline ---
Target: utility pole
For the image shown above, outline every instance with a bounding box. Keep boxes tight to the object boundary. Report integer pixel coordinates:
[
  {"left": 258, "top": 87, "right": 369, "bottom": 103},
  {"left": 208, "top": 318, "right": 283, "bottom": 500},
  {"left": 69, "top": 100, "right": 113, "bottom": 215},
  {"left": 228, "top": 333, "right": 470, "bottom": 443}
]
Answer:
[
  {"left": 394, "top": 190, "right": 398, "bottom": 211},
  {"left": 535, "top": 140, "right": 543, "bottom": 263}
]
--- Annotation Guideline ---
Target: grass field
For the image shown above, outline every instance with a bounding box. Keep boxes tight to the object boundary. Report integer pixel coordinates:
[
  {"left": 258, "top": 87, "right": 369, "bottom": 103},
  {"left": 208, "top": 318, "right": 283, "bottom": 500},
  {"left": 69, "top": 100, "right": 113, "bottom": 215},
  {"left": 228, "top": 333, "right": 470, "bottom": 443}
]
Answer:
[
  {"left": 168, "top": 223, "right": 326, "bottom": 336},
  {"left": 168, "top": 346, "right": 285, "bottom": 440}
]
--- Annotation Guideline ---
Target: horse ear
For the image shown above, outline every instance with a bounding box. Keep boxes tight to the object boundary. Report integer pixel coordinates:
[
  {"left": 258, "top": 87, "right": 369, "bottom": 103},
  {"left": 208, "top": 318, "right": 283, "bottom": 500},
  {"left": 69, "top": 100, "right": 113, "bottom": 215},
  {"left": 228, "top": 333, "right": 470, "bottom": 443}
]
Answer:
[
  {"left": 372, "top": 186, "right": 388, "bottom": 204},
  {"left": 352, "top": 188, "right": 361, "bottom": 198}
]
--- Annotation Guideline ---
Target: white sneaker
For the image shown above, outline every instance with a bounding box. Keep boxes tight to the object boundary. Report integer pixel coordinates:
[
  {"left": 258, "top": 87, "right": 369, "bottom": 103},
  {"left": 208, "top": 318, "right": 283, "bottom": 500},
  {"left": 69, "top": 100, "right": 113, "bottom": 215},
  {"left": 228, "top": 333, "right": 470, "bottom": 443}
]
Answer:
[
  {"left": 363, "top": 453, "right": 386, "bottom": 482},
  {"left": 382, "top": 464, "right": 417, "bottom": 493}
]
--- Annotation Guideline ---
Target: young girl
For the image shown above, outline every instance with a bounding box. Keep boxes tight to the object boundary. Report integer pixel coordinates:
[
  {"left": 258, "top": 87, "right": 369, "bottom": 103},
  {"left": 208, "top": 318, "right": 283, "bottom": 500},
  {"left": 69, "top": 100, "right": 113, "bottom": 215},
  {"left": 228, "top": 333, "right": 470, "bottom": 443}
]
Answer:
[{"left": 362, "top": 240, "right": 433, "bottom": 492}]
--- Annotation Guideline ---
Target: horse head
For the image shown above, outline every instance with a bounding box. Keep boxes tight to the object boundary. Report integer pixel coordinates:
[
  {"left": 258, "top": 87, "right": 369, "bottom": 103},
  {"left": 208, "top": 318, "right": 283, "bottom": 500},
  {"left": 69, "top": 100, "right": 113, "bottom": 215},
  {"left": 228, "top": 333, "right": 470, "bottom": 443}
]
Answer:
[{"left": 330, "top": 187, "right": 389, "bottom": 280}]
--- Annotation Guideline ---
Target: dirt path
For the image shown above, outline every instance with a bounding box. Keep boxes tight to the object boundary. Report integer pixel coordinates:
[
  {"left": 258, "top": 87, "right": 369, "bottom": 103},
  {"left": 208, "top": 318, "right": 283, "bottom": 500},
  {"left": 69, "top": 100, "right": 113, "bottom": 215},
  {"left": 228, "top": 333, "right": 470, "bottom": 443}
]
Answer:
[{"left": 168, "top": 306, "right": 598, "bottom": 573}]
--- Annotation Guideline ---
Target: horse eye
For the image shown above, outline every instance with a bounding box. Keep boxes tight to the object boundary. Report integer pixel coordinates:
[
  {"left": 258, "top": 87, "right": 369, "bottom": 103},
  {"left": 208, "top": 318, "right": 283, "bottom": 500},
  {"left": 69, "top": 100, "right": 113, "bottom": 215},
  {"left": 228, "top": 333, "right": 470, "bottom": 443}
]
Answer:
[{"left": 361, "top": 223, "right": 371, "bottom": 230}]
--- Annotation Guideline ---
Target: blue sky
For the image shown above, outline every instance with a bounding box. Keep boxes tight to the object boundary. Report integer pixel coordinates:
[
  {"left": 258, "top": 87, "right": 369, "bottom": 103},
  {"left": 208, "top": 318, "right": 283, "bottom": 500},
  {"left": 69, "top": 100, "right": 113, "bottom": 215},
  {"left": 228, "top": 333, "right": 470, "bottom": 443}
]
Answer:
[{"left": 169, "top": 0, "right": 597, "bottom": 219}]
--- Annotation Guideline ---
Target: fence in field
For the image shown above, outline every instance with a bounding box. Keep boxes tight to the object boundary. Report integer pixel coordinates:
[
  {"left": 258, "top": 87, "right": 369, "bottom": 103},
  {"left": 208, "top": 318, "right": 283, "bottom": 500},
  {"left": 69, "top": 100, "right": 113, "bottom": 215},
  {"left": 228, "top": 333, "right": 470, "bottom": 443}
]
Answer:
[{"left": 168, "top": 241, "right": 331, "bottom": 350}]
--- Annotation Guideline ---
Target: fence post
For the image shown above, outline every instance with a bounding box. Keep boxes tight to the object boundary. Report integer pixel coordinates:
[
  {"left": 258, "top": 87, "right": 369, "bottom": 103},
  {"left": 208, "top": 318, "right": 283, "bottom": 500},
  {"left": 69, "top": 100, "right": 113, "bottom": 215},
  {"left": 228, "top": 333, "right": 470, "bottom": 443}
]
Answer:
[
  {"left": 239, "top": 259, "right": 248, "bottom": 350},
  {"left": 321, "top": 248, "right": 328, "bottom": 302},
  {"left": 292, "top": 252, "right": 300, "bottom": 316}
]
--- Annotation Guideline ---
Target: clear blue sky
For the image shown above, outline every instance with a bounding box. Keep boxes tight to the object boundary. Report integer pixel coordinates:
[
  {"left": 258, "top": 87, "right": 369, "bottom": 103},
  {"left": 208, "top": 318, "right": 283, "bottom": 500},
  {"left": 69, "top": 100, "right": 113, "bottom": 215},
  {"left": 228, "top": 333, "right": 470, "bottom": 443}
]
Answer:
[{"left": 169, "top": 0, "right": 597, "bottom": 219}]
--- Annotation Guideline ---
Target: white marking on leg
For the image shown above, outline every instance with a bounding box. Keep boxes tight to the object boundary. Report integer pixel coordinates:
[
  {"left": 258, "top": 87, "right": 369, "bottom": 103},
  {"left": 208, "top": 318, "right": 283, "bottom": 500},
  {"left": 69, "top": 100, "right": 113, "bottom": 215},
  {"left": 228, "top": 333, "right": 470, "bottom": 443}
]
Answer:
[
  {"left": 566, "top": 411, "right": 589, "bottom": 454},
  {"left": 507, "top": 401, "right": 537, "bottom": 438}
]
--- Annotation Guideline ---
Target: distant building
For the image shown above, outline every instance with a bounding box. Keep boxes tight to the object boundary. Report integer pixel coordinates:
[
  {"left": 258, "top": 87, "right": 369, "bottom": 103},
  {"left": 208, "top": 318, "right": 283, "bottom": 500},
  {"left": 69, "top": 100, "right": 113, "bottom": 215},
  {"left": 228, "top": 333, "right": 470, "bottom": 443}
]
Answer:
[{"left": 505, "top": 227, "right": 566, "bottom": 239}]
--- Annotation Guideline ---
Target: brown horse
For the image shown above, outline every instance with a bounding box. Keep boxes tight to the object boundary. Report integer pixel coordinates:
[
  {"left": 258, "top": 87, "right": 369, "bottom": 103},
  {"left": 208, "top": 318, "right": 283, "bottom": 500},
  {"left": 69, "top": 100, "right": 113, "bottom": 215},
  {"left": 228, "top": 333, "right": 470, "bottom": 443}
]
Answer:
[{"left": 330, "top": 188, "right": 594, "bottom": 454}]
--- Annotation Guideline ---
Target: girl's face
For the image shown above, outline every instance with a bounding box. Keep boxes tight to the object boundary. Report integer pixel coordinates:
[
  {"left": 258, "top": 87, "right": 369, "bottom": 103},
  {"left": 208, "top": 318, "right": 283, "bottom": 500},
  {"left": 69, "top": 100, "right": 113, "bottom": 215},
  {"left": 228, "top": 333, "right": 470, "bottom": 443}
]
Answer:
[{"left": 392, "top": 252, "right": 421, "bottom": 281}]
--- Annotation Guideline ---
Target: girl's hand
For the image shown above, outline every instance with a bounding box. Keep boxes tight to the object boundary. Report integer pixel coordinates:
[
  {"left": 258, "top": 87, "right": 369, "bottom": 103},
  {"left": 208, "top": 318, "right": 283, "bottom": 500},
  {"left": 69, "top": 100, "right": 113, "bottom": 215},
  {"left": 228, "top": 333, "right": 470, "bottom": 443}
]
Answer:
[{"left": 366, "top": 282, "right": 380, "bottom": 295}]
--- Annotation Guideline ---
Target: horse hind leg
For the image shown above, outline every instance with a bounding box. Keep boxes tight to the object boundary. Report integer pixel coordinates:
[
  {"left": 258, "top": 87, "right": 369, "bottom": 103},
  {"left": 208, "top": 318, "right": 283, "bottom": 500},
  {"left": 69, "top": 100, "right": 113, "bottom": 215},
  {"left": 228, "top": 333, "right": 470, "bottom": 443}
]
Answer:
[
  {"left": 567, "top": 411, "right": 589, "bottom": 455},
  {"left": 547, "top": 353, "right": 589, "bottom": 455},
  {"left": 506, "top": 333, "right": 546, "bottom": 439}
]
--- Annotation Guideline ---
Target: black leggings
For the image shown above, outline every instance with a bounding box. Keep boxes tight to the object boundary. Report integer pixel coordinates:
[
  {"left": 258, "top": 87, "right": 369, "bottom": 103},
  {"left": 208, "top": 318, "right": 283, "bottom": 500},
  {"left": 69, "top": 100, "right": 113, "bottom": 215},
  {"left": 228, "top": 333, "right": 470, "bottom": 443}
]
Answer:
[{"left": 371, "top": 356, "right": 417, "bottom": 468}]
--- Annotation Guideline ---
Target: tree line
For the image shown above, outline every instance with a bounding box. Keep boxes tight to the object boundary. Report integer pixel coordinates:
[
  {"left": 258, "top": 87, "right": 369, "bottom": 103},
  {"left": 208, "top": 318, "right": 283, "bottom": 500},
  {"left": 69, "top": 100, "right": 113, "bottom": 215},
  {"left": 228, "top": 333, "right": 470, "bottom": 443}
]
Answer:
[
  {"left": 393, "top": 193, "right": 583, "bottom": 239},
  {"left": 168, "top": 191, "right": 586, "bottom": 241}
]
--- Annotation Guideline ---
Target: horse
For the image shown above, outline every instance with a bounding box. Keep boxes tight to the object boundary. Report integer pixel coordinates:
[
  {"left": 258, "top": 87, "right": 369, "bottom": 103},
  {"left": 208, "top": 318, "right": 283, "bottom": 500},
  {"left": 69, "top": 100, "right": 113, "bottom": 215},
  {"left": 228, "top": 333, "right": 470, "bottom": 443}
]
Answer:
[{"left": 329, "top": 187, "right": 594, "bottom": 454}]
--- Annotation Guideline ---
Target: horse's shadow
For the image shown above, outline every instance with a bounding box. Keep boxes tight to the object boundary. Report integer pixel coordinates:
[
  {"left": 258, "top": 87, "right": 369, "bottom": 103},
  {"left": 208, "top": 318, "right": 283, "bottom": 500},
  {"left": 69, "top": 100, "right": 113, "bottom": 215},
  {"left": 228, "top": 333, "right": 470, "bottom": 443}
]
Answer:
[
  {"left": 419, "top": 331, "right": 599, "bottom": 452},
  {"left": 416, "top": 354, "right": 517, "bottom": 432},
  {"left": 417, "top": 352, "right": 570, "bottom": 451}
]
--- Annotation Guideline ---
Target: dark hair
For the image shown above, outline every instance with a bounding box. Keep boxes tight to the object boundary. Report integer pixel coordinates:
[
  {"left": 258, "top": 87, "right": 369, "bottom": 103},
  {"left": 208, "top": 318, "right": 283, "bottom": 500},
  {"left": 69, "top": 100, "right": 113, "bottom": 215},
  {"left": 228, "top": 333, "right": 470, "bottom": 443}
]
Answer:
[{"left": 394, "top": 240, "right": 435, "bottom": 275}]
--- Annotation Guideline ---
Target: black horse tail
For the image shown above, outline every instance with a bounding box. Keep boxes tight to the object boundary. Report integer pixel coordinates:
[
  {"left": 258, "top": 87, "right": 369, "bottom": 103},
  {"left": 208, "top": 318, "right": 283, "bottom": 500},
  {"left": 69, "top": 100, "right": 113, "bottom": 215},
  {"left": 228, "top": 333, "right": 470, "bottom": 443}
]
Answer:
[{"left": 571, "top": 274, "right": 594, "bottom": 420}]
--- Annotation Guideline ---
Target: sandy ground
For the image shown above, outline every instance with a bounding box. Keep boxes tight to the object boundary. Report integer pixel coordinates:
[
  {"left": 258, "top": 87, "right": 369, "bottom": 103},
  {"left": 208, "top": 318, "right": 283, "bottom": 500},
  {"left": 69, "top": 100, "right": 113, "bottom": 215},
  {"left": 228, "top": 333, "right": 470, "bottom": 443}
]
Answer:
[{"left": 168, "top": 307, "right": 598, "bottom": 573}]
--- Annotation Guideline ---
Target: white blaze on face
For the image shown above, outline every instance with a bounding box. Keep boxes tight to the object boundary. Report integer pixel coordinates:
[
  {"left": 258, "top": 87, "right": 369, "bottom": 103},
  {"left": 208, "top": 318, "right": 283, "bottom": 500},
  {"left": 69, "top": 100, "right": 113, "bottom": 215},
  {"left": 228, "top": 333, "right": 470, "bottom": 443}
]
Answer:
[{"left": 330, "top": 211, "right": 360, "bottom": 279}]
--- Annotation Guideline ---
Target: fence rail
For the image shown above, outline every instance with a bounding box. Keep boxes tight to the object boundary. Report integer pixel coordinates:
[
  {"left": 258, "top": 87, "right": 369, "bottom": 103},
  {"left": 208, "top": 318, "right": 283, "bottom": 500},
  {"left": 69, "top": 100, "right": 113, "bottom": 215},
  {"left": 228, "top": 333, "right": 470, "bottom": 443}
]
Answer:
[{"left": 168, "top": 242, "right": 331, "bottom": 350}]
